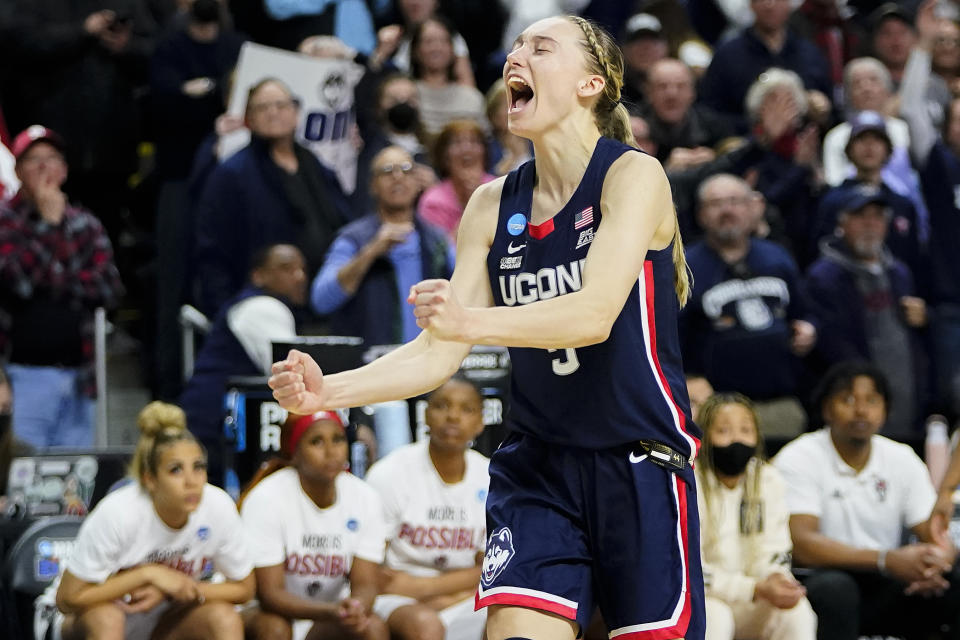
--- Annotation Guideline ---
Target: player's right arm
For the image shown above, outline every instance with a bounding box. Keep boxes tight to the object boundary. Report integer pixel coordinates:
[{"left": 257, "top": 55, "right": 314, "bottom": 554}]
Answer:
[{"left": 269, "top": 179, "right": 503, "bottom": 414}]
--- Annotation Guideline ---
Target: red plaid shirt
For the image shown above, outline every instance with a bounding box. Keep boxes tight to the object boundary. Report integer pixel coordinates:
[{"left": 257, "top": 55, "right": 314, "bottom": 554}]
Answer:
[{"left": 0, "top": 195, "right": 124, "bottom": 396}]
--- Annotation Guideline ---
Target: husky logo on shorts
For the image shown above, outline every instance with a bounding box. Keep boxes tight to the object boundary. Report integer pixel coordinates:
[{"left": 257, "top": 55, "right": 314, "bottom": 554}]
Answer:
[{"left": 481, "top": 527, "right": 515, "bottom": 587}]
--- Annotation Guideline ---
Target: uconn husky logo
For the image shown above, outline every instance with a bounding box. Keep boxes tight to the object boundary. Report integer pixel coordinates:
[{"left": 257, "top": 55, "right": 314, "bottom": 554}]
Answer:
[{"left": 481, "top": 527, "right": 515, "bottom": 587}]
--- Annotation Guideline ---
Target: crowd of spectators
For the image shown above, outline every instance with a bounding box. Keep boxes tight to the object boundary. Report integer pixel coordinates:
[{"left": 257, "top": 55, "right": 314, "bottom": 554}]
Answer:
[{"left": 3, "top": 0, "right": 960, "bottom": 638}]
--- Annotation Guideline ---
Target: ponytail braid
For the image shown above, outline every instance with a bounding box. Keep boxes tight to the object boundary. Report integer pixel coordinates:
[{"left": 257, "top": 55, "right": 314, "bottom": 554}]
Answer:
[
  {"left": 566, "top": 15, "right": 690, "bottom": 306},
  {"left": 567, "top": 16, "right": 634, "bottom": 148}
]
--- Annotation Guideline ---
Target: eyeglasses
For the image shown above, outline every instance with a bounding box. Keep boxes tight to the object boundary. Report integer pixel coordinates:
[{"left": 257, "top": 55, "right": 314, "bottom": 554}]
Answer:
[
  {"left": 247, "top": 98, "right": 299, "bottom": 114},
  {"left": 375, "top": 162, "right": 415, "bottom": 176}
]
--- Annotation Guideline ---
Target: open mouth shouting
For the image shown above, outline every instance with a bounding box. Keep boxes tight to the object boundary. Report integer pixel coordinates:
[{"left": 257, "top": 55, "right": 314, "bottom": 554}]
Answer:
[{"left": 507, "top": 75, "right": 535, "bottom": 115}]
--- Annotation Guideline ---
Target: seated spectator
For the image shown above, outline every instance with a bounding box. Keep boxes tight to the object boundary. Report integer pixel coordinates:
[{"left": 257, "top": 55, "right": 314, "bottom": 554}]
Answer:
[
  {"left": 813, "top": 112, "right": 926, "bottom": 283},
  {"left": 0, "top": 364, "right": 32, "bottom": 503},
  {"left": 370, "top": 0, "right": 474, "bottom": 86},
  {"left": 240, "top": 411, "right": 388, "bottom": 640},
  {"left": 410, "top": 17, "right": 486, "bottom": 137},
  {"left": 51, "top": 402, "right": 254, "bottom": 640},
  {"left": 681, "top": 174, "right": 816, "bottom": 439},
  {"left": 620, "top": 13, "right": 670, "bottom": 105},
  {"left": 0, "top": 126, "right": 124, "bottom": 448},
  {"left": 773, "top": 362, "right": 960, "bottom": 640},
  {"left": 901, "top": 0, "right": 960, "bottom": 425},
  {"left": 179, "top": 244, "right": 306, "bottom": 485},
  {"left": 638, "top": 58, "right": 733, "bottom": 168},
  {"left": 805, "top": 186, "right": 927, "bottom": 436},
  {"left": 696, "top": 393, "right": 816, "bottom": 640},
  {"left": 312, "top": 146, "right": 454, "bottom": 345},
  {"left": 822, "top": 58, "right": 914, "bottom": 190},
  {"left": 365, "top": 377, "right": 489, "bottom": 640},
  {"left": 419, "top": 120, "right": 495, "bottom": 242},
  {"left": 355, "top": 73, "right": 435, "bottom": 215},
  {"left": 699, "top": 0, "right": 832, "bottom": 131},
  {"left": 194, "top": 78, "right": 352, "bottom": 316},
  {"left": 743, "top": 69, "right": 824, "bottom": 263},
  {"left": 149, "top": 0, "right": 246, "bottom": 400},
  {"left": 485, "top": 80, "right": 533, "bottom": 176}
]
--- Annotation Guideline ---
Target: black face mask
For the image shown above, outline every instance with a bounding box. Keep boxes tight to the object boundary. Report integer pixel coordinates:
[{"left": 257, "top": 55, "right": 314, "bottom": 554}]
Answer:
[
  {"left": 386, "top": 102, "right": 419, "bottom": 133},
  {"left": 711, "top": 441, "right": 756, "bottom": 477},
  {"left": 0, "top": 413, "right": 10, "bottom": 437},
  {"left": 191, "top": 0, "right": 221, "bottom": 24}
]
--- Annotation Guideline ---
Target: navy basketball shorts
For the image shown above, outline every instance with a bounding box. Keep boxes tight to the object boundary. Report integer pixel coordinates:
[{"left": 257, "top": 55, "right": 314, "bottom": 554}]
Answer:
[{"left": 474, "top": 432, "right": 705, "bottom": 640}]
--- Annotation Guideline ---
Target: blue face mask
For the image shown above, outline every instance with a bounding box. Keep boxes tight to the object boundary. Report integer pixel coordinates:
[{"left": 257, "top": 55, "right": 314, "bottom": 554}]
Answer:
[{"left": 711, "top": 441, "right": 756, "bottom": 476}]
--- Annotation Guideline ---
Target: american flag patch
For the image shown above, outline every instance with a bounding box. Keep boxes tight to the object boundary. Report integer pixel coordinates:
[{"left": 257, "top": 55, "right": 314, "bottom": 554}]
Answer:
[{"left": 574, "top": 206, "right": 593, "bottom": 230}]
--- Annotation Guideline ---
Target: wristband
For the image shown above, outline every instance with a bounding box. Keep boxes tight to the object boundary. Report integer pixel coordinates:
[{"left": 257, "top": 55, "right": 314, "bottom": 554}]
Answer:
[{"left": 876, "top": 549, "right": 887, "bottom": 574}]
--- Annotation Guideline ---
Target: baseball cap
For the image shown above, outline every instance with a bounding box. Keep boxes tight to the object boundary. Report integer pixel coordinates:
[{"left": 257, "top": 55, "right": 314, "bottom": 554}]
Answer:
[
  {"left": 624, "top": 13, "right": 664, "bottom": 41},
  {"left": 838, "top": 184, "right": 888, "bottom": 214},
  {"left": 870, "top": 3, "right": 912, "bottom": 30},
  {"left": 846, "top": 110, "right": 892, "bottom": 150},
  {"left": 11, "top": 125, "right": 65, "bottom": 161}
]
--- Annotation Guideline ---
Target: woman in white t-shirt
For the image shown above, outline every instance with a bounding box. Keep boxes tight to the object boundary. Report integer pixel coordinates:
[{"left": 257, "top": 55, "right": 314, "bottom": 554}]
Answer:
[
  {"left": 55, "top": 402, "right": 255, "bottom": 640},
  {"left": 695, "top": 394, "right": 816, "bottom": 640},
  {"left": 240, "top": 410, "right": 388, "bottom": 640},
  {"left": 365, "top": 376, "right": 490, "bottom": 640}
]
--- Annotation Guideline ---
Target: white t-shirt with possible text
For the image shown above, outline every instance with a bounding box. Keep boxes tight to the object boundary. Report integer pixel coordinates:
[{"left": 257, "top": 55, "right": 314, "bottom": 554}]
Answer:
[
  {"left": 365, "top": 440, "right": 489, "bottom": 577},
  {"left": 66, "top": 482, "right": 252, "bottom": 584},
  {"left": 241, "top": 468, "right": 386, "bottom": 603}
]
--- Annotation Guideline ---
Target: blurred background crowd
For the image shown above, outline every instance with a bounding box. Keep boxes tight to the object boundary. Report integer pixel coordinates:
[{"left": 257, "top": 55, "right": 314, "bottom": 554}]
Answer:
[{"left": 3, "top": 1, "right": 960, "bottom": 638}]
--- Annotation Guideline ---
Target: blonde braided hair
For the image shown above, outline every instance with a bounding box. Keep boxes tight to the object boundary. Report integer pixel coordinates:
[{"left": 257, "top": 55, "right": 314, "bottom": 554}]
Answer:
[{"left": 566, "top": 15, "right": 691, "bottom": 306}]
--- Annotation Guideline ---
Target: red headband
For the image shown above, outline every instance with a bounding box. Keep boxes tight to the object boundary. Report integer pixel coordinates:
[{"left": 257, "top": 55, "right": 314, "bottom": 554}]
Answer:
[{"left": 287, "top": 411, "right": 345, "bottom": 456}]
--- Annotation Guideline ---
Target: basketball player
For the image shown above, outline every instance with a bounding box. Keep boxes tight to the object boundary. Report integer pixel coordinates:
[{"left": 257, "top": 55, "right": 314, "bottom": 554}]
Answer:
[
  {"left": 52, "top": 402, "right": 254, "bottom": 640},
  {"left": 269, "top": 15, "right": 704, "bottom": 640}
]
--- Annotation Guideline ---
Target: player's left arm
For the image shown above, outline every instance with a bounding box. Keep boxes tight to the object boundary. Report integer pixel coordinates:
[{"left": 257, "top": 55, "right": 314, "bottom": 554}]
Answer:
[{"left": 413, "top": 152, "right": 674, "bottom": 348}]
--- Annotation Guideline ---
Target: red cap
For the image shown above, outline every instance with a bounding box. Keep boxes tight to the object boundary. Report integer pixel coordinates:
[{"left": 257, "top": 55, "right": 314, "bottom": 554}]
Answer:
[
  {"left": 285, "top": 411, "right": 345, "bottom": 457},
  {"left": 11, "top": 125, "right": 65, "bottom": 161}
]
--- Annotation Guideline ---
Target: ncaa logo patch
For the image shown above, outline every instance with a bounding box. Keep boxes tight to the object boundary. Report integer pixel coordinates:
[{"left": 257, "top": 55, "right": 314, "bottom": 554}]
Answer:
[
  {"left": 507, "top": 213, "right": 526, "bottom": 236},
  {"left": 197, "top": 527, "right": 210, "bottom": 541},
  {"left": 346, "top": 518, "right": 359, "bottom": 531},
  {"left": 481, "top": 527, "right": 516, "bottom": 587}
]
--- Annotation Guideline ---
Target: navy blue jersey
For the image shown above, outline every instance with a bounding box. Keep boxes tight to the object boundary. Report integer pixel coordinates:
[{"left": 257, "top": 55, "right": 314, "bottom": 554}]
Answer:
[{"left": 485, "top": 137, "right": 700, "bottom": 458}]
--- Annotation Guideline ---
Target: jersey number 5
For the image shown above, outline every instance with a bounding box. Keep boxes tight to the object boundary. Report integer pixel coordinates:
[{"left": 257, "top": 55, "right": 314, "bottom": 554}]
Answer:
[{"left": 549, "top": 348, "right": 580, "bottom": 376}]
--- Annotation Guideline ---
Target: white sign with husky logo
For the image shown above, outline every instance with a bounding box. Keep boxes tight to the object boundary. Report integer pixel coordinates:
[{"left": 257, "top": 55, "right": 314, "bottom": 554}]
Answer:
[{"left": 221, "top": 42, "right": 364, "bottom": 193}]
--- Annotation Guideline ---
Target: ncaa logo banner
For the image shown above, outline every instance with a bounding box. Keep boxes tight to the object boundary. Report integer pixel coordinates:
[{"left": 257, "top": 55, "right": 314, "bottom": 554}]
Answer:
[{"left": 220, "top": 42, "right": 364, "bottom": 194}]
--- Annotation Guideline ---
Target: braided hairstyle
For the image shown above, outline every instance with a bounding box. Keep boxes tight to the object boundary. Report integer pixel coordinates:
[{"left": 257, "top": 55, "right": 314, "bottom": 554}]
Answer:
[
  {"left": 567, "top": 16, "right": 633, "bottom": 147},
  {"left": 566, "top": 16, "right": 691, "bottom": 306}
]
